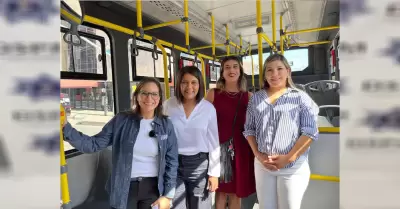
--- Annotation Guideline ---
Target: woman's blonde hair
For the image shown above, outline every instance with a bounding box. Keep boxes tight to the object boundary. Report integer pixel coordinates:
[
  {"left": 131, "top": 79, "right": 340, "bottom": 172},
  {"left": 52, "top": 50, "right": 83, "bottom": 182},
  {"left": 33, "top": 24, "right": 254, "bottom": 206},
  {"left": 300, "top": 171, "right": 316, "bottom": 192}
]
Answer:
[
  {"left": 216, "top": 56, "right": 247, "bottom": 91},
  {"left": 262, "top": 54, "right": 296, "bottom": 89}
]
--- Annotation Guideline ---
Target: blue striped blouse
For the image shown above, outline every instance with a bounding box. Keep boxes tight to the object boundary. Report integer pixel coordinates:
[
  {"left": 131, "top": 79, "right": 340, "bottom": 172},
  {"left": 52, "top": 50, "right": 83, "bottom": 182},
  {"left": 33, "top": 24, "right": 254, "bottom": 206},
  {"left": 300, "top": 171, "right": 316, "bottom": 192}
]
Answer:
[{"left": 243, "top": 87, "right": 319, "bottom": 168}]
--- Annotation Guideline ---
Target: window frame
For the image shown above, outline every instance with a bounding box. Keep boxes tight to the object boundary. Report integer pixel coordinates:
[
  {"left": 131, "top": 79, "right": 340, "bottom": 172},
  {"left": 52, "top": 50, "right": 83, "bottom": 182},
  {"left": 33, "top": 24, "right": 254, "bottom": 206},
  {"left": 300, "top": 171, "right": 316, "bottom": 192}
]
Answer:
[
  {"left": 61, "top": 24, "right": 115, "bottom": 158},
  {"left": 60, "top": 27, "right": 108, "bottom": 80},
  {"left": 130, "top": 38, "right": 172, "bottom": 83}
]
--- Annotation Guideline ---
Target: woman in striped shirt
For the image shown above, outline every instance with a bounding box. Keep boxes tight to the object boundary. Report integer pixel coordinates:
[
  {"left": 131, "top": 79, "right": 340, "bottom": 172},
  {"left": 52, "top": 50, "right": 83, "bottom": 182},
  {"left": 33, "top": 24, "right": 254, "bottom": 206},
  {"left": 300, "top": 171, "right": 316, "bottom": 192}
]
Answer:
[{"left": 243, "top": 54, "right": 319, "bottom": 209}]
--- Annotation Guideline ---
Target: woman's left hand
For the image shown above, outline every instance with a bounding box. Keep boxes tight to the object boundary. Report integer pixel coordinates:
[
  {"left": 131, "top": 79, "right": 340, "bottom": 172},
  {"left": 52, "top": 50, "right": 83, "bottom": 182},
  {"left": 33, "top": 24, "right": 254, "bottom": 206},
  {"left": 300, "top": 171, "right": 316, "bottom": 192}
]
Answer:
[
  {"left": 267, "top": 155, "right": 292, "bottom": 169},
  {"left": 151, "top": 196, "right": 171, "bottom": 209},
  {"left": 208, "top": 176, "right": 219, "bottom": 192}
]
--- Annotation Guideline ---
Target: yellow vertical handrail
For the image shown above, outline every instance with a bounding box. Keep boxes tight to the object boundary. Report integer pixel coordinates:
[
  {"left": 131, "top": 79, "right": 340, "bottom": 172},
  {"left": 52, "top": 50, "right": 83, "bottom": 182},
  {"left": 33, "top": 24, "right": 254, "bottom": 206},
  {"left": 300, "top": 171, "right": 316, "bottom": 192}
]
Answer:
[
  {"left": 271, "top": 0, "right": 276, "bottom": 47},
  {"left": 155, "top": 42, "right": 170, "bottom": 99},
  {"left": 136, "top": 0, "right": 142, "bottom": 28},
  {"left": 184, "top": 0, "right": 189, "bottom": 50},
  {"left": 256, "top": 0, "right": 264, "bottom": 88},
  {"left": 198, "top": 56, "right": 207, "bottom": 96},
  {"left": 60, "top": 105, "right": 71, "bottom": 209},
  {"left": 280, "top": 14, "right": 284, "bottom": 55},
  {"left": 225, "top": 24, "right": 230, "bottom": 55},
  {"left": 210, "top": 13, "right": 216, "bottom": 58},
  {"left": 239, "top": 35, "right": 243, "bottom": 55},
  {"left": 249, "top": 43, "right": 255, "bottom": 89}
]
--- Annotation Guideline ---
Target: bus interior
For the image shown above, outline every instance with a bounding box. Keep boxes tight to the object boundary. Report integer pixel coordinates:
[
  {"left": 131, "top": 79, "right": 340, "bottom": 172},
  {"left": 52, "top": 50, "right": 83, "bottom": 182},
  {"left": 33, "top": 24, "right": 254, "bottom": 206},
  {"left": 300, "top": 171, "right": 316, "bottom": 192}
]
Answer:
[{"left": 60, "top": 0, "right": 340, "bottom": 209}]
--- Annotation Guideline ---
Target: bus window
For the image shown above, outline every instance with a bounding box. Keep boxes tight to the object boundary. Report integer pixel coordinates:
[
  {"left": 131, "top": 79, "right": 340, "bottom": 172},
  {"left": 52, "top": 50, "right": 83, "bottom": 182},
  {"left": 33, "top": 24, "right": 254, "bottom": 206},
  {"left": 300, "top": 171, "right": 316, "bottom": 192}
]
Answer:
[
  {"left": 128, "top": 39, "right": 173, "bottom": 101},
  {"left": 283, "top": 48, "right": 309, "bottom": 72},
  {"left": 242, "top": 48, "right": 309, "bottom": 75},
  {"left": 135, "top": 50, "right": 155, "bottom": 77},
  {"left": 60, "top": 21, "right": 115, "bottom": 153}
]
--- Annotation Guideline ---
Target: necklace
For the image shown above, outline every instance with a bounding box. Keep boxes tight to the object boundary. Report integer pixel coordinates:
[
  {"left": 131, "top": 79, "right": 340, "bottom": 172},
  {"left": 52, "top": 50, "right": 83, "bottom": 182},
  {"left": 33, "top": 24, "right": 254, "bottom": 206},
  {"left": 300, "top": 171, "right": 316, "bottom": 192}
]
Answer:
[
  {"left": 224, "top": 90, "right": 240, "bottom": 98},
  {"left": 226, "top": 91, "right": 239, "bottom": 95}
]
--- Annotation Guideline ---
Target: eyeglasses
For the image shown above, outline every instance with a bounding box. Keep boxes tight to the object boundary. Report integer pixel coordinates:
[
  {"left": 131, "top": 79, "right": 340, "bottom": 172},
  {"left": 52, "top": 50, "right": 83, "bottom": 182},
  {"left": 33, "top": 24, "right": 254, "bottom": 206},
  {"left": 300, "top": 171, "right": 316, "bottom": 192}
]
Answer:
[{"left": 139, "top": 91, "right": 160, "bottom": 99}]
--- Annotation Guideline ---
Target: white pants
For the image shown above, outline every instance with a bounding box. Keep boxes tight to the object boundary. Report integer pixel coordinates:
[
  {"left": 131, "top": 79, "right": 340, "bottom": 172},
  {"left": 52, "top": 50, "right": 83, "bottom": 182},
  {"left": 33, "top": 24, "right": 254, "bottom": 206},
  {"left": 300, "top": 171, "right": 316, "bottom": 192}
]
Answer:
[{"left": 254, "top": 157, "right": 310, "bottom": 209}]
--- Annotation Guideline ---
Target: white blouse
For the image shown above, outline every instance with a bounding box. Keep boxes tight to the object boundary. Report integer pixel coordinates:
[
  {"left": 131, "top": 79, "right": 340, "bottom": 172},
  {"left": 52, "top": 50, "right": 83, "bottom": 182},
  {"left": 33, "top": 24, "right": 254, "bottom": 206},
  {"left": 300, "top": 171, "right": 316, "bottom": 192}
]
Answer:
[{"left": 163, "top": 97, "right": 220, "bottom": 177}]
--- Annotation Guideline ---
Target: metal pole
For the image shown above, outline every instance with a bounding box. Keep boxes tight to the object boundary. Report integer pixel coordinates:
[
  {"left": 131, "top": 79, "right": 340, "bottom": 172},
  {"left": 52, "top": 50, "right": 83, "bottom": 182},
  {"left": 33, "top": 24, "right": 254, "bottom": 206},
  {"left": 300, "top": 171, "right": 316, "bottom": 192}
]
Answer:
[
  {"left": 198, "top": 56, "right": 207, "bottom": 96},
  {"left": 271, "top": 0, "right": 276, "bottom": 48},
  {"left": 210, "top": 13, "right": 216, "bottom": 58},
  {"left": 249, "top": 43, "right": 255, "bottom": 90},
  {"left": 184, "top": 0, "right": 189, "bottom": 51},
  {"left": 256, "top": 0, "right": 264, "bottom": 88},
  {"left": 156, "top": 42, "right": 170, "bottom": 99},
  {"left": 285, "top": 26, "right": 339, "bottom": 35},
  {"left": 144, "top": 19, "right": 182, "bottom": 31},
  {"left": 60, "top": 105, "right": 71, "bottom": 209},
  {"left": 136, "top": 0, "right": 142, "bottom": 28},
  {"left": 225, "top": 24, "right": 230, "bottom": 55},
  {"left": 280, "top": 14, "right": 284, "bottom": 55}
]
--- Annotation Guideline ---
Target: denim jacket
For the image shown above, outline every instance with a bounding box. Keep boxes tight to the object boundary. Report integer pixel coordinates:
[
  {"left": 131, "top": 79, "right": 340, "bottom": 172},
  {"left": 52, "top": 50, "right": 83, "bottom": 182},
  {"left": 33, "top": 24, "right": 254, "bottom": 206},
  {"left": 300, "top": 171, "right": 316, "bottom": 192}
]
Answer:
[{"left": 63, "top": 111, "right": 179, "bottom": 209}]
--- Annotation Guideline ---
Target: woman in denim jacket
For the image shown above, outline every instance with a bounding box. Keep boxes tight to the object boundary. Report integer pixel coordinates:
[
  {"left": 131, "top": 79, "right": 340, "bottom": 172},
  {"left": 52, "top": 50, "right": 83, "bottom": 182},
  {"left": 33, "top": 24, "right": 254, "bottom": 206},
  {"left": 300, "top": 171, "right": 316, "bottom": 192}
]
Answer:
[{"left": 62, "top": 77, "right": 179, "bottom": 209}]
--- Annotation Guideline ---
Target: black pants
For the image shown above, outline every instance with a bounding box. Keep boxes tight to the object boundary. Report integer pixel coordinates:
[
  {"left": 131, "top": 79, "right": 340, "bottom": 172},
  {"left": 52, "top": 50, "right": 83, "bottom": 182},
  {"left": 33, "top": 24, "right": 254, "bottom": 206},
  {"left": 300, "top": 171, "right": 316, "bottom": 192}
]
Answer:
[
  {"left": 172, "top": 152, "right": 210, "bottom": 209},
  {"left": 113, "top": 177, "right": 159, "bottom": 209}
]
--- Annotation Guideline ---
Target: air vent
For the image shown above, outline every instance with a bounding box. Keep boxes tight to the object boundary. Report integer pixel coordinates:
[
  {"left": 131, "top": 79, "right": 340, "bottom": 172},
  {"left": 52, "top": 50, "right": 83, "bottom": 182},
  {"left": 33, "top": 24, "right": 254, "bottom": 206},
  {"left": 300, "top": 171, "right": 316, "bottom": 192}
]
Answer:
[{"left": 234, "top": 14, "right": 270, "bottom": 29}]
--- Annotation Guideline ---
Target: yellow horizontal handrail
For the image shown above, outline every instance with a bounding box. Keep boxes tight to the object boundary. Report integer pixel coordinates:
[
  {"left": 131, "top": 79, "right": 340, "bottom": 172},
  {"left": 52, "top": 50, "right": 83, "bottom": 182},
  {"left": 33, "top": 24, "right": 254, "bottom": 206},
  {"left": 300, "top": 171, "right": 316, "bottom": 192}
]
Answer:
[
  {"left": 144, "top": 19, "right": 182, "bottom": 31},
  {"left": 290, "top": 41, "right": 331, "bottom": 47},
  {"left": 285, "top": 26, "right": 339, "bottom": 35},
  {"left": 61, "top": 7, "right": 81, "bottom": 24},
  {"left": 192, "top": 43, "right": 225, "bottom": 51},
  {"left": 318, "top": 127, "right": 339, "bottom": 133},
  {"left": 310, "top": 174, "right": 339, "bottom": 182},
  {"left": 260, "top": 33, "right": 276, "bottom": 51}
]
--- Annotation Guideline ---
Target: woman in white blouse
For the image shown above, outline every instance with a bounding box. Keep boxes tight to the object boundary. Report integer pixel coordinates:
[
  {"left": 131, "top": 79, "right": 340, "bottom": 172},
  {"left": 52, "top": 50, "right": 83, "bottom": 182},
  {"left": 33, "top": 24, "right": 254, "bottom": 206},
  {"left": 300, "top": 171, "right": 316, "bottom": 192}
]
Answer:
[{"left": 164, "top": 66, "right": 220, "bottom": 209}]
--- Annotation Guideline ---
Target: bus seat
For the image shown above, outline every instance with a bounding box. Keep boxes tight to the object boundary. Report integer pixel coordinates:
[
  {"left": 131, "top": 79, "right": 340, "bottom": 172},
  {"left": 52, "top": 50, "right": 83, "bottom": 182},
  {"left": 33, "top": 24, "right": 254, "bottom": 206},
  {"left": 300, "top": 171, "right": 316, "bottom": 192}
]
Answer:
[
  {"left": 318, "top": 116, "right": 334, "bottom": 127},
  {"left": 68, "top": 148, "right": 113, "bottom": 209},
  {"left": 304, "top": 80, "right": 340, "bottom": 106},
  {"left": 319, "top": 105, "right": 340, "bottom": 127},
  {"left": 294, "top": 83, "right": 306, "bottom": 91},
  {"left": 66, "top": 153, "right": 99, "bottom": 208},
  {"left": 331, "top": 116, "right": 340, "bottom": 127}
]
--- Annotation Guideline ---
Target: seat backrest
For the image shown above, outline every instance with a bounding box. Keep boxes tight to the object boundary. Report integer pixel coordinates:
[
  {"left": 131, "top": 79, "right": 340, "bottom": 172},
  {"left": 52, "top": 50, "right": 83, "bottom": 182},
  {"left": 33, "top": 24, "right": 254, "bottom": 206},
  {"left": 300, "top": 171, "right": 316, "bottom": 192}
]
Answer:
[
  {"left": 318, "top": 115, "right": 334, "bottom": 127},
  {"left": 294, "top": 83, "right": 306, "bottom": 91},
  {"left": 319, "top": 105, "right": 340, "bottom": 117},
  {"left": 305, "top": 80, "right": 340, "bottom": 106},
  {"left": 331, "top": 116, "right": 340, "bottom": 127},
  {"left": 319, "top": 105, "right": 340, "bottom": 127}
]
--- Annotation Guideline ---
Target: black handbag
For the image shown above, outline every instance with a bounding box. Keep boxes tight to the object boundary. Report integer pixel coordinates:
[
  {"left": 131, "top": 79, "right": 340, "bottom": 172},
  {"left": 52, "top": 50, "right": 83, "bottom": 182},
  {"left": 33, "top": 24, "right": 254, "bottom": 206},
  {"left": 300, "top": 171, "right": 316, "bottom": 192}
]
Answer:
[{"left": 219, "top": 92, "right": 243, "bottom": 183}]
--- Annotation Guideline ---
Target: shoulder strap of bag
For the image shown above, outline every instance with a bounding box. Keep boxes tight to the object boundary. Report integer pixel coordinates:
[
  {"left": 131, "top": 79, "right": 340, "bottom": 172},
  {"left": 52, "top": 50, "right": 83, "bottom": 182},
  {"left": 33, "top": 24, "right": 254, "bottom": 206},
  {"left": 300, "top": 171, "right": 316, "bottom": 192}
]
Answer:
[{"left": 229, "top": 92, "right": 243, "bottom": 139}]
